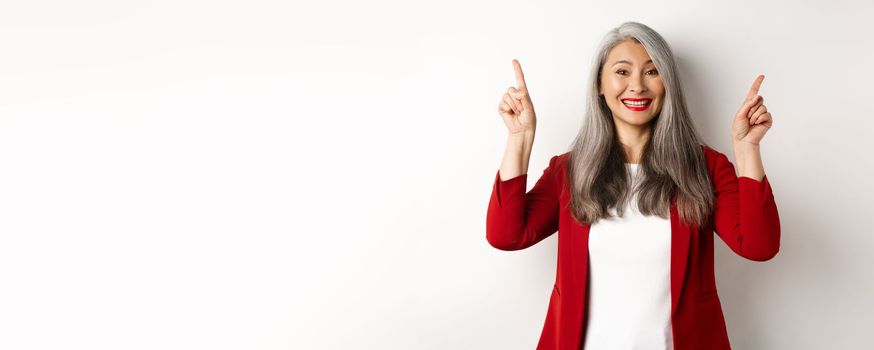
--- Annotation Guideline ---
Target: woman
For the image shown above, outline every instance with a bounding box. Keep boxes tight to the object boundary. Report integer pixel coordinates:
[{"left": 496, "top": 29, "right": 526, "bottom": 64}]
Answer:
[{"left": 486, "top": 22, "right": 780, "bottom": 350}]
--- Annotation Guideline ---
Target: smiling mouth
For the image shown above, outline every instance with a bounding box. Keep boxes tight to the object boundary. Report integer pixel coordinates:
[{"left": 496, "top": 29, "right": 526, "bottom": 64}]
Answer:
[{"left": 621, "top": 98, "right": 652, "bottom": 111}]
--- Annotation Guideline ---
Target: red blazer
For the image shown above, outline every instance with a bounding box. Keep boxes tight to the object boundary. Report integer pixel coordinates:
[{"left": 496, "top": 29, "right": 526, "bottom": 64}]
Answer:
[{"left": 486, "top": 145, "right": 780, "bottom": 350}]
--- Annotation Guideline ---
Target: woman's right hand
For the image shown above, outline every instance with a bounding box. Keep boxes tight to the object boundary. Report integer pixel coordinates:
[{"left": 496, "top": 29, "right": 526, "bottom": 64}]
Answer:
[{"left": 497, "top": 59, "right": 537, "bottom": 135}]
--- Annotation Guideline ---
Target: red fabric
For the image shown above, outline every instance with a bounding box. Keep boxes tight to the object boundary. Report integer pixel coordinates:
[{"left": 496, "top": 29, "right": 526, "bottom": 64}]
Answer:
[{"left": 485, "top": 145, "right": 780, "bottom": 350}]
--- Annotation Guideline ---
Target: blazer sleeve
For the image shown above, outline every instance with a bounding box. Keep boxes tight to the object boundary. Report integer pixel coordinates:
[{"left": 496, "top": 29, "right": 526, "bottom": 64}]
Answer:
[
  {"left": 486, "top": 155, "right": 561, "bottom": 251},
  {"left": 711, "top": 152, "right": 781, "bottom": 261}
]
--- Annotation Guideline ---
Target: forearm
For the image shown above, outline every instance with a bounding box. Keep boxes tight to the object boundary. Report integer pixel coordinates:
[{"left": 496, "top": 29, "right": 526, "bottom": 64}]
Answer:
[
  {"left": 714, "top": 149, "right": 780, "bottom": 261},
  {"left": 499, "top": 130, "right": 535, "bottom": 181},
  {"left": 732, "top": 142, "right": 765, "bottom": 181}
]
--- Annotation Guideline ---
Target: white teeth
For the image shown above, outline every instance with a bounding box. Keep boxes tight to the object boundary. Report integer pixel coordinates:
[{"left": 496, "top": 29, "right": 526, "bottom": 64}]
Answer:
[{"left": 622, "top": 100, "right": 651, "bottom": 106}]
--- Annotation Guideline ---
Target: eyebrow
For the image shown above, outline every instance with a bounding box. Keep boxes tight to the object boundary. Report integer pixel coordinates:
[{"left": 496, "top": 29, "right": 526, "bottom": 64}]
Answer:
[{"left": 611, "top": 59, "right": 653, "bottom": 67}]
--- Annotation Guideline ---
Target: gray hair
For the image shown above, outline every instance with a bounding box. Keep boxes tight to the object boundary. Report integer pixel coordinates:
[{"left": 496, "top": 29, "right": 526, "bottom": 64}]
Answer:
[{"left": 564, "top": 21, "right": 715, "bottom": 227}]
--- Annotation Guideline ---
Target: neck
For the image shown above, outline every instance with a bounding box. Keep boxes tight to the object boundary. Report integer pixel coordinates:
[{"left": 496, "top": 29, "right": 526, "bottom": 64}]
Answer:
[{"left": 615, "top": 124, "right": 651, "bottom": 164}]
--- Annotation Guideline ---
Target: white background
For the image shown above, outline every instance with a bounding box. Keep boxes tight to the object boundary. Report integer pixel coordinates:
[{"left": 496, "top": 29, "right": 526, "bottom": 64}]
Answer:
[{"left": 1, "top": 1, "right": 872, "bottom": 349}]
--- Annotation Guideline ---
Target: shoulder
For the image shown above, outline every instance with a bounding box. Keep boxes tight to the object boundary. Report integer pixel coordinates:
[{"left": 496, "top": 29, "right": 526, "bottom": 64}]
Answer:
[
  {"left": 699, "top": 145, "right": 739, "bottom": 190},
  {"left": 700, "top": 144, "right": 732, "bottom": 172},
  {"left": 553, "top": 151, "right": 572, "bottom": 173},
  {"left": 546, "top": 152, "right": 572, "bottom": 188},
  {"left": 700, "top": 144, "right": 722, "bottom": 162}
]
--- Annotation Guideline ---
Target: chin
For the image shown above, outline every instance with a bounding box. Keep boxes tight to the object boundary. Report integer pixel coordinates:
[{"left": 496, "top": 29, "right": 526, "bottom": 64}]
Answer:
[{"left": 619, "top": 115, "right": 656, "bottom": 126}]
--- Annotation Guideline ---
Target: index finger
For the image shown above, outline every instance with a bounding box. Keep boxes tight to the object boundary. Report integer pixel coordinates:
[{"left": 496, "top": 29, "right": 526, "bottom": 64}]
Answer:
[
  {"left": 746, "top": 74, "right": 764, "bottom": 101},
  {"left": 512, "top": 59, "right": 527, "bottom": 88}
]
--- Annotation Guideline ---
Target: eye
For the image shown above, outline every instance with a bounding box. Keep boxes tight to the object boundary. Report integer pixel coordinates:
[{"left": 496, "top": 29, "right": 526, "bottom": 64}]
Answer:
[
  {"left": 646, "top": 69, "right": 659, "bottom": 75},
  {"left": 616, "top": 69, "right": 628, "bottom": 75}
]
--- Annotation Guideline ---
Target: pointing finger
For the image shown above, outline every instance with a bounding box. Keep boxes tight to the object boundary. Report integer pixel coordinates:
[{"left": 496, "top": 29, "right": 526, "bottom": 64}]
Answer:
[
  {"left": 746, "top": 74, "right": 764, "bottom": 101},
  {"left": 513, "top": 59, "right": 527, "bottom": 89}
]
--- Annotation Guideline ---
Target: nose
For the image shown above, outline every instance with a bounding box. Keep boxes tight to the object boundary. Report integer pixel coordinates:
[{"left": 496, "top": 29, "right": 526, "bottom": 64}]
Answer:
[{"left": 628, "top": 73, "right": 647, "bottom": 93}]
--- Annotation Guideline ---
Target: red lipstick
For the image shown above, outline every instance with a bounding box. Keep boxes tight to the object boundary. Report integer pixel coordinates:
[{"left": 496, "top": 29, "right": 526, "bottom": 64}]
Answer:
[{"left": 621, "top": 98, "right": 653, "bottom": 112}]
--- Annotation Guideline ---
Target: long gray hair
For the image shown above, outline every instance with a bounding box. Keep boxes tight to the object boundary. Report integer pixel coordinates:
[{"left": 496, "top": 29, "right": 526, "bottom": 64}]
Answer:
[{"left": 564, "top": 21, "right": 714, "bottom": 227}]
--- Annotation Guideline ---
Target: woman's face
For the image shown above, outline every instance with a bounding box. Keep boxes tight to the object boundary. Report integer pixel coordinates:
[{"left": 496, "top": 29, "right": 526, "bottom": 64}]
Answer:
[{"left": 599, "top": 39, "right": 665, "bottom": 129}]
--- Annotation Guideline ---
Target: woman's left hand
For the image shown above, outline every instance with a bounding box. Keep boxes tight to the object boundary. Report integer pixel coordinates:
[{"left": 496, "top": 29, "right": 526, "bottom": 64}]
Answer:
[{"left": 732, "top": 75, "right": 773, "bottom": 146}]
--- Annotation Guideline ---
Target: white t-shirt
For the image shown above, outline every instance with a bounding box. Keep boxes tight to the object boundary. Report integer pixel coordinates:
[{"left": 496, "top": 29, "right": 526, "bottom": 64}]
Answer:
[{"left": 582, "top": 163, "right": 674, "bottom": 350}]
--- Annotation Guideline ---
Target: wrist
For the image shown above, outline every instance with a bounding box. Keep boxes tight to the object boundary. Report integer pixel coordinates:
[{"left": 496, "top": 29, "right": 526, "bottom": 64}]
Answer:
[
  {"left": 732, "top": 142, "right": 765, "bottom": 181},
  {"left": 509, "top": 129, "right": 536, "bottom": 144},
  {"left": 509, "top": 127, "right": 536, "bottom": 136},
  {"left": 733, "top": 141, "right": 760, "bottom": 155}
]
